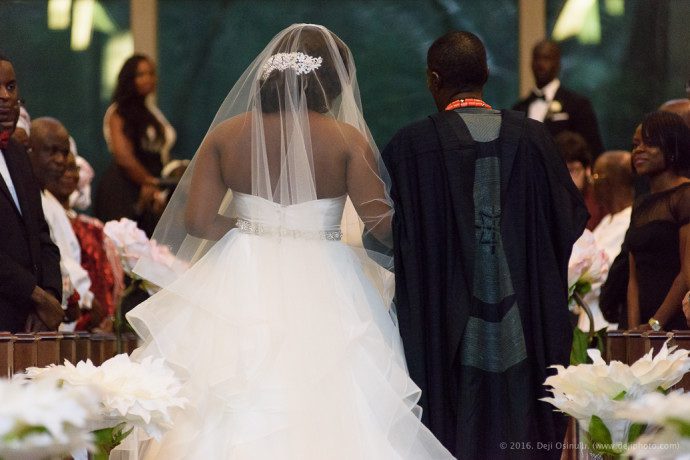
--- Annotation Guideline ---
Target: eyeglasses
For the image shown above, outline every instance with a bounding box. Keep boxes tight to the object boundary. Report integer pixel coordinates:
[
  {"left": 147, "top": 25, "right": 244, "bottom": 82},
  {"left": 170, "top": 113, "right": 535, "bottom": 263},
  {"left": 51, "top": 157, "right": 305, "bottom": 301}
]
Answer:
[{"left": 592, "top": 173, "right": 607, "bottom": 182}]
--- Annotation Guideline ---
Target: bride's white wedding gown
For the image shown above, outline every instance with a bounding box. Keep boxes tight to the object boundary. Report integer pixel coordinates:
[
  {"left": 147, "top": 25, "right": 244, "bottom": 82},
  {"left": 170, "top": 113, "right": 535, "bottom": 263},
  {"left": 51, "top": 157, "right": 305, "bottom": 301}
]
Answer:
[{"left": 126, "top": 192, "right": 454, "bottom": 459}]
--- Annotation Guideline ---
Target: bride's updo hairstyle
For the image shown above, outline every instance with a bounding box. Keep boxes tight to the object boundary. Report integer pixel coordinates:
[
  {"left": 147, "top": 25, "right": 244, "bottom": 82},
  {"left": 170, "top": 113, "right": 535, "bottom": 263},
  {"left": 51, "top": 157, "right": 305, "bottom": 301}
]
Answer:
[{"left": 259, "top": 26, "right": 350, "bottom": 114}]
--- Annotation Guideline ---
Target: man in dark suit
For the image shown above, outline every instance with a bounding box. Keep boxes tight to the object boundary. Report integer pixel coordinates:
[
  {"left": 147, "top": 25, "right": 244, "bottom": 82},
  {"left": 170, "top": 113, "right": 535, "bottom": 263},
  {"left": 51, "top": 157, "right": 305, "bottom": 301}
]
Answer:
[
  {"left": 513, "top": 40, "right": 604, "bottom": 157},
  {"left": 0, "top": 53, "right": 63, "bottom": 332},
  {"left": 382, "top": 31, "right": 588, "bottom": 459}
]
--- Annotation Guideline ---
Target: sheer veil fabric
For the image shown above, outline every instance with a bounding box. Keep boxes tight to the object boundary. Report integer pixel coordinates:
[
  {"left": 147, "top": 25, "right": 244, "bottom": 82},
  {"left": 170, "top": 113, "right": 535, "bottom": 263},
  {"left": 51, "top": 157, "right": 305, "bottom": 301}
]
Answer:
[
  {"left": 125, "top": 24, "right": 454, "bottom": 459},
  {"left": 134, "top": 23, "right": 393, "bottom": 285}
]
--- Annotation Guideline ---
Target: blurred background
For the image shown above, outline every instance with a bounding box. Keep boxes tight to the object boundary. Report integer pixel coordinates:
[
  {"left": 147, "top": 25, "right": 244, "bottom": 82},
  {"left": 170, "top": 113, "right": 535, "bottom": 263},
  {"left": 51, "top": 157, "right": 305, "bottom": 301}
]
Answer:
[{"left": 1, "top": 0, "right": 688, "bottom": 198}]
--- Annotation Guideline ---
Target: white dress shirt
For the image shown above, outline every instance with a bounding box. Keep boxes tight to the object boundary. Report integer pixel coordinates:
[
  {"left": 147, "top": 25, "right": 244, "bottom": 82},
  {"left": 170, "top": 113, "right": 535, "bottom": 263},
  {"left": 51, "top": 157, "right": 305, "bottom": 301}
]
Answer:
[
  {"left": 0, "top": 148, "right": 22, "bottom": 213},
  {"left": 41, "top": 190, "right": 94, "bottom": 309},
  {"left": 528, "top": 78, "right": 561, "bottom": 122},
  {"left": 576, "top": 206, "right": 632, "bottom": 332},
  {"left": 592, "top": 206, "right": 632, "bottom": 269}
]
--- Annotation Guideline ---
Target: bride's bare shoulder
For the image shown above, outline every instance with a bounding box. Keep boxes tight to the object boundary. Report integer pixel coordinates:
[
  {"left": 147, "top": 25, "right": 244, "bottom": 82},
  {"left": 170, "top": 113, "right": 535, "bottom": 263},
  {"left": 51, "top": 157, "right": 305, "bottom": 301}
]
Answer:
[
  {"left": 312, "top": 114, "right": 369, "bottom": 147},
  {"left": 209, "top": 112, "right": 253, "bottom": 138}
]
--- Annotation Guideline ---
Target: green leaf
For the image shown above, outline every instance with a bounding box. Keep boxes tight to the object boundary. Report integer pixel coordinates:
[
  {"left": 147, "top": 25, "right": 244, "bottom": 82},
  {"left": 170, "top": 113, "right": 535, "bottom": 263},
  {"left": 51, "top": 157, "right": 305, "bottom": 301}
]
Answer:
[
  {"left": 588, "top": 415, "right": 614, "bottom": 454},
  {"left": 575, "top": 280, "right": 592, "bottom": 296},
  {"left": 570, "top": 327, "right": 590, "bottom": 365},
  {"left": 612, "top": 390, "right": 627, "bottom": 401},
  {"left": 627, "top": 423, "right": 647, "bottom": 443},
  {"left": 667, "top": 418, "right": 690, "bottom": 437},
  {"left": 92, "top": 422, "right": 134, "bottom": 460},
  {"left": 1, "top": 423, "right": 48, "bottom": 442}
]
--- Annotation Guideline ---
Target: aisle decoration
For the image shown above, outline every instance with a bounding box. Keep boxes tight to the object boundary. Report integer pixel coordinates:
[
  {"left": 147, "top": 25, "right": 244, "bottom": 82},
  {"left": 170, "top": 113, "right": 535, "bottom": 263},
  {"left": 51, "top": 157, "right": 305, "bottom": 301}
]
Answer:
[
  {"left": 617, "top": 390, "right": 690, "bottom": 459},
  {"left": 103, "top": 218, "right": 181, "bottom": 295},
  {"left": 543, "top": 341, "right": 690, "bottom": 458},
  {"left": 0, "top": 378, "right": 98, "bottom": 459},
  {"left": 567, "top": 229, "right": 610, "bottom": 364},
  {"left": 103, "top": 218, "right": 185, "bottom": 345},
  {"left": 21, "top": 353, "right": 187, "bottom": 459}
]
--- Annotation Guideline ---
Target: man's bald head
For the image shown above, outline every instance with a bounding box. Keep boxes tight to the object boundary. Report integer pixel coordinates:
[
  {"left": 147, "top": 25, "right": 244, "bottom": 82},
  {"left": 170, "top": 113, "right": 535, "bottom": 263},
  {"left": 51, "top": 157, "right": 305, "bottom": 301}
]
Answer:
[
  {"left": 29, "top": 117, "right": 70, "bottom": 189},
  {"left": 659, "top": 98, "right": 690, "bottom": 128},
  {"left": 592, "top": 150, "right": 634, "bottom": 212}
]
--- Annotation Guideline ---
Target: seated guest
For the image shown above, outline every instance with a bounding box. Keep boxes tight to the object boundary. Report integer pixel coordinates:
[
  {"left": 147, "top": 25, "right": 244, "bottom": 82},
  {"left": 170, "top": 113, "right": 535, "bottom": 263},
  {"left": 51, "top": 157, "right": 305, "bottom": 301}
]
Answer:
[
  {"left": 591, "top": 151, "right": 634, "bottom": 328},
  {"left": 628, "top": 113, "right": 690, "bottom": 331},
  {"left": 45, "top": 150, "right": 124, "bottom": 331},
  {"left": 555, "top": 130, "right": 606, "bottom": 229},
  {"left": 28, "top": 117, "right": 104, "bottom": 329}
]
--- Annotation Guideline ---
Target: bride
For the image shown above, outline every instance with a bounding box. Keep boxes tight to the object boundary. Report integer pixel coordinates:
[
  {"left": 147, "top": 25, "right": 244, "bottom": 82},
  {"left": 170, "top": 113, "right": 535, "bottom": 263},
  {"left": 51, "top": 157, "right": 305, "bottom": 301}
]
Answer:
[{"left": 126, "top": 23, "right": 453, "bottom": 459}]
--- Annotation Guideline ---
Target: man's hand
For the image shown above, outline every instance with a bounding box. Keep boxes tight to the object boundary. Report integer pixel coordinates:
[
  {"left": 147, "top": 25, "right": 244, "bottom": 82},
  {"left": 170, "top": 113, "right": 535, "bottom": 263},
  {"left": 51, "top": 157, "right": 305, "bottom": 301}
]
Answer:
[
  {"left": 87, "top": 298, "right": 106, "bottom": 330},
  {"left": 30, "top": 285, "right": 64, "bottom": 330}
]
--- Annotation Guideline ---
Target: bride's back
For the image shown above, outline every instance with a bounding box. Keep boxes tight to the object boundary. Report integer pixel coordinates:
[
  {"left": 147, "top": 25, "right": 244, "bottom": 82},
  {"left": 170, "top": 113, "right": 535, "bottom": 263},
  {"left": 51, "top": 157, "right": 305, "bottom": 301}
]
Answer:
[{"left": 208, "top": 110, "right": 368, "bottom": 201}]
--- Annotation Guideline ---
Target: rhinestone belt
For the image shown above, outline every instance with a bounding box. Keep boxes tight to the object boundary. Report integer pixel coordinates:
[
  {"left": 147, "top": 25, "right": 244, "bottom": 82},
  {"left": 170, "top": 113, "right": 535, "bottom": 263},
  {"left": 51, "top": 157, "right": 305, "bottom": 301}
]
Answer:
[{"left": 236, "top": 218, "right": 342, "bottom": 241}]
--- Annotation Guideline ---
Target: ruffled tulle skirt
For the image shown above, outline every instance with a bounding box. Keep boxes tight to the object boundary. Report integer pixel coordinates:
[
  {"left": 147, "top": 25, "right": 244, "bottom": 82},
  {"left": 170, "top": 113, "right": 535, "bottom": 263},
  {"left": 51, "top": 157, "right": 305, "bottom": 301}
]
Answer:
[{"left": 126, "top": 229, "right": 453, "bottom": 459}]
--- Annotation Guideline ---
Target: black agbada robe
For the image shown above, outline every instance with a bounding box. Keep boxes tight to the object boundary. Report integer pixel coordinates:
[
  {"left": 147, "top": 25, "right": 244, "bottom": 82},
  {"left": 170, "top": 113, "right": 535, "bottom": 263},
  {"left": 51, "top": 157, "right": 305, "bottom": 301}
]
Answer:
[{"left": 382, "top": 110, "right": 588, "bottom": 459}]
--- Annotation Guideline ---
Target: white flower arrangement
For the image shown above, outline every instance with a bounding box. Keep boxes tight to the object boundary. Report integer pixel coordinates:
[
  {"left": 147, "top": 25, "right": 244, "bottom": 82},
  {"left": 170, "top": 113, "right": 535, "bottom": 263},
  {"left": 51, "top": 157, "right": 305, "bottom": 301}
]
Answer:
[
  {"left": 261, "top": 51, "right": 323, "bottom": 80},
  {"left": 567, "top": 229, "right": 610, "bottom": 363},
  {"left": 103, "top": 218, "right": 185, "bottom": 294},
  {"left": 22, "top": 354, "right": 187, "bottom": 441},
  {"left": 616, "top": 391, "right": 690, "bottom": 459},
  {"left": 103, "top": 218, "right": 150, "bottom": 276},
  {"left": 543, "top": 341, "right": 690, "bottom": 456},
  {"left": 0, "top": 378, "right": 99, "bottom": 459},
  {"left": 568, "top": 229, "right": 609, "bottom": 304}
]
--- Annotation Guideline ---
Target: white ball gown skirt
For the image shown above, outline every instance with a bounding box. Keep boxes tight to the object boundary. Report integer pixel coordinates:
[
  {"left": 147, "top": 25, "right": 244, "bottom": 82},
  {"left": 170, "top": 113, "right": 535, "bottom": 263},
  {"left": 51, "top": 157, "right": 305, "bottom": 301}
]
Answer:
[{"left": 125, "top": 193, "right": 454, "bottom": 459}]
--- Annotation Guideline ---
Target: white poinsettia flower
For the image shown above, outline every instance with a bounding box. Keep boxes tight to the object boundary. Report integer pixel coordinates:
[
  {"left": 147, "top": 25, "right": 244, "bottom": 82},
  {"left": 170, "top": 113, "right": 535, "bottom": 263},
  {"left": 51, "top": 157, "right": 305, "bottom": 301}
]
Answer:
[
  {"left": 0, "top": 379, "right": 98, "bottom": 459},
  {"left": 543, "top": 341, "right": 690, "bottom": 454},
  {"left": 616, "top": 390, "right": 690, "bottom": 426},
  {"left": 626, "top": 429, "right": 690, "bottom": 460},
  {"left": 22, "top": 354, "right": 187, "bottom": 440},
  {"left": 630, "top": 342, "right": 690, "bottom": 391}
]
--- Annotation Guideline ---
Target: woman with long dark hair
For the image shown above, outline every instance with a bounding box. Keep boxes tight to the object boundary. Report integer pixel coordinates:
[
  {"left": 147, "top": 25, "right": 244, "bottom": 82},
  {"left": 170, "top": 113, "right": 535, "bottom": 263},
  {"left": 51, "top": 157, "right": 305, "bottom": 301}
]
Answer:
[
  {"left": 95, "top": 54, "right": 175, "bottom": 236},
  {"left": 628, "top": 111, "right": 690, "bottom": 331}
]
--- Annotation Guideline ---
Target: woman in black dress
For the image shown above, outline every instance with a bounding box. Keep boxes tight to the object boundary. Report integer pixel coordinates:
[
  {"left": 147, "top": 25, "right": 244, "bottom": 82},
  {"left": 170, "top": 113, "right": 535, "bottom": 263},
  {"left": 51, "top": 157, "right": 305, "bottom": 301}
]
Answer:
[
  {"left": 628, "top": 111, "right": 690, "bottom": 331},
  {"left": 94, "top": 54, "right": 175, "bottom": 236}
]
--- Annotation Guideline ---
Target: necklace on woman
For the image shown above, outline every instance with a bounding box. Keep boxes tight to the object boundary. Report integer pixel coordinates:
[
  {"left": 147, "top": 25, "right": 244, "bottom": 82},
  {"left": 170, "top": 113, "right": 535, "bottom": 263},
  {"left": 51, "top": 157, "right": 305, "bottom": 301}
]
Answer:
[{"left": 445, "top": 98, "right": 492, "bottom": 111}]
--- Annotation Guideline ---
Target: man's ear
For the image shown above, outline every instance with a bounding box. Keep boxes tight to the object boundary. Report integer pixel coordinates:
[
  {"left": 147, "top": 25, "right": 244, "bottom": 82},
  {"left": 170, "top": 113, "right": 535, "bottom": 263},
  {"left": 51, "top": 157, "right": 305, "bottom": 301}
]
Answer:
[{"left": 426, "top": 69, "right": 441, "bottom": 90}]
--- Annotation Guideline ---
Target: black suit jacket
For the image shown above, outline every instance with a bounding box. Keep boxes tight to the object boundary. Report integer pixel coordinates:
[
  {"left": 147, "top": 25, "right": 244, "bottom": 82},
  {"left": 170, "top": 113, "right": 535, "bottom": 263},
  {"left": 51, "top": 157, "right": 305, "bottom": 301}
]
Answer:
[
  {"left": 513, "top": 85, "right": 604, "bottom": 156},
  {"left": 0, "top": 138, "right": 62, "bottom": 332}
]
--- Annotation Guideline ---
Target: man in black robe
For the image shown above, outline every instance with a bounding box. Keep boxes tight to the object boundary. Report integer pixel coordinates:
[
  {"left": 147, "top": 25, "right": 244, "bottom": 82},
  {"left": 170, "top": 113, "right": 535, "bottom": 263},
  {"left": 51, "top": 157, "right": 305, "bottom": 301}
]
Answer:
[{"left": 381, "top": 31, "right": 588, "bottom": 459}]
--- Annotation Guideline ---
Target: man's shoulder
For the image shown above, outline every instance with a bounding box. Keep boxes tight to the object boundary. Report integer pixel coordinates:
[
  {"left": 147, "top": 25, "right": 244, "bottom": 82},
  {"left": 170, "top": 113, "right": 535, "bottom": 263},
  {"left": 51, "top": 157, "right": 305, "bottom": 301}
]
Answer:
[
  {"left": 512, "top": 97, "right": 530, "bottom": 112},
  {"left": 383, "top": 116, "right": 440, "bottom": 162},
  {"left": 555, "top": 86, "right": 592, "bottom": 105},
  {"left": 4, "top": 137, "right": 26, "bottom": 154},
  {"left": 3, "top": 138, "right": 31, "bottom": 171},
  {"left": 393, "top": 116, "right": 437, "bottom": 138}
]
